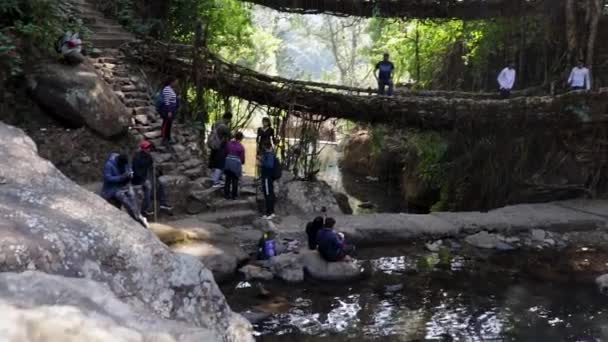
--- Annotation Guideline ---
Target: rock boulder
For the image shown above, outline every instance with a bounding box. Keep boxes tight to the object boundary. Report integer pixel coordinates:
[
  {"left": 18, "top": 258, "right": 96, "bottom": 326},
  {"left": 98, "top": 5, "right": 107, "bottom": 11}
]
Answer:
[
  {"left": 28, "top": 62, "right": 130, "bottom": 138},
  {"left": 300, "top": 249, "right": 364, "bottom": 282},
  {"left": 280, "top": 178, "right": 343, "bottom": 215},
  {"left": 0, "top": 122, "right": 252, "bottom": 341},
  {"left": 0, "top": 271, "right": 218, "bottom": 341}
]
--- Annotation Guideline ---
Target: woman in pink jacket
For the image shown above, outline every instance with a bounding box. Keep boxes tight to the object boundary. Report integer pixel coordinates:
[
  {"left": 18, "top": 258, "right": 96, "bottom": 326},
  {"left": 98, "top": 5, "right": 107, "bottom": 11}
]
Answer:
[{"left": 224, "top": 132, "right": 245, "bottom": 200}]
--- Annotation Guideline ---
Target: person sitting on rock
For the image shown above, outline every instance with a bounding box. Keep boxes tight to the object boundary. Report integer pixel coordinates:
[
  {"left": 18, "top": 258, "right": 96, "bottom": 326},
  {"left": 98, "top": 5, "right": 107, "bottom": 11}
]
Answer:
[
  {"left": 316, "top": 217, "right": 354, "bottom": 262},
  {"left": 305, "top": 216, "right": 324, "bottom": 250},
  {"left": 57, "top": 31, "right": 84, "bottom": 65},
  {"left": 208, "top": 112, "right": 232, "bottom": 187},
  {"left": 101, "top": 153, "right": 148, "bottom": 228},
  {"left": 257, "top": 231, "right": 277, "bottom": 260},
  {"left": 224, "top": 132, "right": 245, "bottom": 200},
  {"left": 131, "top": 140, "right": 173, "bottom": 216}
]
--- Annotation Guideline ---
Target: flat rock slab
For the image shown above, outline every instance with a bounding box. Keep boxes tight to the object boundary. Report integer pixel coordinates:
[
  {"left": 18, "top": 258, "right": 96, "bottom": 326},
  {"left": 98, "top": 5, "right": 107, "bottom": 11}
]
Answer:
[{"left": 300, "top": 249, "right": 364, "bottom": 282}]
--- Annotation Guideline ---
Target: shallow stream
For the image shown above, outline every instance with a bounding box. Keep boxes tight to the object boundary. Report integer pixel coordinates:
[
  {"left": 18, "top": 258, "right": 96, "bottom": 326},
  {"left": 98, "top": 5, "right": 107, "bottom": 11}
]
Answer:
[{"left": 224, "top": 246, "right": 608, "bottom": 341}]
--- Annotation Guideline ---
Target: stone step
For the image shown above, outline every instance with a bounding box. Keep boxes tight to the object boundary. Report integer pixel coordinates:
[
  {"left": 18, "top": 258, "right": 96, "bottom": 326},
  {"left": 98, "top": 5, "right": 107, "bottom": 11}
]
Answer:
[
  {"left": 125, "top": 99, "right": 150, "bottom": 107},
  {"left": 89, "top": 24, "right": 130, "bottom": 35},
  {"left": 82, "top": 16, "right": 116, "bottom": 26},
  {"left": 209, "top": 198, "right": 257, "bottom": 212},
  {"left": 134, "top": 106, "right": 156, "bottom": 115},
  {"left": 124, "top": 91, "right": 150, "bottom": 99},
  {"left": 194, "top": 210, "right": 260, "bottom": 227},
  {"left": 89, "top": 37, "right": 133, "bottom": 49},
  {"left": 94, "top": 57, "right": 119, "bottom": 64}
]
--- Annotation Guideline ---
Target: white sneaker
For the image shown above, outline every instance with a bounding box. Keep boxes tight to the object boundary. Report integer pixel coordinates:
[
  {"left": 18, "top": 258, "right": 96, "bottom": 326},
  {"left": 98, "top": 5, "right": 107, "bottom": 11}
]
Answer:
[
  {"left": 139, "top": 216, "right": 149, "bottom": 229},
  {"left": 263, "top": 214, "right": 276, "bottom": 220},
  {"left": 212, "top": 183, "right": 224, "bottom": 188}
]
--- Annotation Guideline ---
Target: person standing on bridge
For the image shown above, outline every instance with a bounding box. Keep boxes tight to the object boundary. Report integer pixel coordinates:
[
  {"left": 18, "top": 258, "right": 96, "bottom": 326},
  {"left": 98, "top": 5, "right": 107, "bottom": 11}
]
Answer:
[
  {"left": 497, "top": 62, "right": 516, "bottom": 99},
  {"left": 568, "top": 60, "right": 591, "bottom": 91},
  {"left": 375, "top": 53, "right": 395, "bottom": 96}
]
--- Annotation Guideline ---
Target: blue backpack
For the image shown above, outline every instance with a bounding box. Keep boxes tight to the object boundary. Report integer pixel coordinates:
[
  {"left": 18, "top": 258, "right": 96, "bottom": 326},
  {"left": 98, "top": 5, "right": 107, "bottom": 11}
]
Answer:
[
  {"left": 263, "top": 239, "right": 276, "bottom": 259},
  {"left": 154, "top": 90, "right": 164, "bottom": 113}
]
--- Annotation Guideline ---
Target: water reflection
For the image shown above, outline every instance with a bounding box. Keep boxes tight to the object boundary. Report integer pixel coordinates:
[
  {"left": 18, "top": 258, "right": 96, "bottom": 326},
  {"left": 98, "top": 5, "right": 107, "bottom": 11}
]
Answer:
[{"left": 229, "top": 252, "right": 608, "bottom": 342}]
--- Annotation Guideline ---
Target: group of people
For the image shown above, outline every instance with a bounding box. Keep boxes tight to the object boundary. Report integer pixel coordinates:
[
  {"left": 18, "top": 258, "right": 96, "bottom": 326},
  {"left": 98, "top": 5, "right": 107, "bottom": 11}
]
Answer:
[
  {"left": 498, "top": 59, "right": 591, "bottom": 98},
  {"left": 207, "top": 114, "right": 280, "bottom": 220},
  {"left": 375, "top": 53, "right": 593, "bottom": 98},
  {"left": 100, "top": 140, "right": 173, "bottom": 228}
]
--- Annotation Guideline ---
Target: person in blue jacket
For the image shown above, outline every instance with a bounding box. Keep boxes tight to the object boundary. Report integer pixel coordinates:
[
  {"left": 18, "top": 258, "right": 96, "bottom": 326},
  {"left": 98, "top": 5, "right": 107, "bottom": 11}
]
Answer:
[
  {"left": 316, "top": 217, "right": 354, "bottom": 262},
  {"left": 101, "top": 153, "right": 148, "bottom": 228}
]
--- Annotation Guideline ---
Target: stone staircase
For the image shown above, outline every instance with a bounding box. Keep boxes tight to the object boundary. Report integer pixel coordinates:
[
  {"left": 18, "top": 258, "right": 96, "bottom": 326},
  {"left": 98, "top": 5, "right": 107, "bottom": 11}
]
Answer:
[{"left": 73, "top": 0, "right": 262, "bottom": 223}]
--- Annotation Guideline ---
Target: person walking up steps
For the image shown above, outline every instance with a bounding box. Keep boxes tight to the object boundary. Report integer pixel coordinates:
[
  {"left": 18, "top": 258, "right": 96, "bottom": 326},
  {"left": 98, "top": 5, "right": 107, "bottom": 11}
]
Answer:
[
  {"left": 100, "top": 153, "right": 148, "bottom": 228},
  {"left": 131, "top": 140, "right": 173, "bottom": 217},
  {"left": 259, "top": 141, "right": 278, "bottom": 220},
  {"left": 158, "top": 77, "right": 179, "bottom": 145},
  {"left": 224, "top": 132, "right": 245, "bottom": 200},
  {"left": 208, "top": 112, "right": 232, "bottom": 187},
  {"left": 497, "top": 61, "right": 516, "bottom": 99}
]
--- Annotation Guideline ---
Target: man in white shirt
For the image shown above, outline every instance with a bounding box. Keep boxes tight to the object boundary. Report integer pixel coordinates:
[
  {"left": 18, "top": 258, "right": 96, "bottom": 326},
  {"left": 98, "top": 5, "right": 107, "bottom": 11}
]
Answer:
[
  {"left": 568, "top": 60, "right": 591, "bottom": 91},
  {"left": 497, "top": 62, "right": 516, "bottom": 99}
]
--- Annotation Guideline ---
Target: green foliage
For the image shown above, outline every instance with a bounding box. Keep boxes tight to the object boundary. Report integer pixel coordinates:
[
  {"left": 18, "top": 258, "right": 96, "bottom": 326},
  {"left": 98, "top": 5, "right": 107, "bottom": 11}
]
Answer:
[
  {"left": 406, "top": 131, "right": 448, "bottom": 186},
  {"left": 98, "top": 0, "right": 153, "bottom": 36},
  {"left": 0, "top": 0, "right": 87, "bottom": 79}
]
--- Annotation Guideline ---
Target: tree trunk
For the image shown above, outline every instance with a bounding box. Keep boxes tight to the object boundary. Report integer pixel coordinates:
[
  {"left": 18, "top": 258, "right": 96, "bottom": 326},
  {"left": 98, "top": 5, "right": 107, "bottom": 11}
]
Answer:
[
  {"left": 586, "top": 0, "right": 601, "bottom": 88},
  {"left": 565, "top": 0, "right": 578, "bottom": 63}
]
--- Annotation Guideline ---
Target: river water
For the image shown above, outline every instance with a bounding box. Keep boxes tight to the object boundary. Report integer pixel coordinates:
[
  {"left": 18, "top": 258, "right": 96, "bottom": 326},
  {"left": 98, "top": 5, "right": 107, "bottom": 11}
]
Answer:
[{"left": 224, "top": 246, "right": 608, "bottom": 341}]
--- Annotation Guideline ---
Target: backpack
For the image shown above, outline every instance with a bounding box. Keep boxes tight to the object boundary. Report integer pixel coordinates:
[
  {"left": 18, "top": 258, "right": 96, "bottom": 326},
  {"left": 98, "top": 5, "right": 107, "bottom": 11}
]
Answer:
[
  {"left": 263, "top": 239, "right": 276, "bottom": 259},
  {"left": 154, "top": 90, "right": 164, "bottom": 113},
  {"left": 206, "top": 122, "right": 226, "bottom": 150},
  {"left": 272, "top": 156, "right": 282, "bottom": 180}
]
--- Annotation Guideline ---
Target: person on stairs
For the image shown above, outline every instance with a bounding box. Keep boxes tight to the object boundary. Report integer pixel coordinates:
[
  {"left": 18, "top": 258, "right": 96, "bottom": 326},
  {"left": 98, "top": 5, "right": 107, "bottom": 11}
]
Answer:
[
  {"left": 497, "top": 61, "right": 516, "bottom": 99},
  {"left": 259, "top": 141, "right": 277, "bottom": 220},
  {"left": 316, "top": 218, "right": 354, "bottom": 262},
  {"left": 305, "top": 216, "right": 325, "bottom": 250},
  {"left": 256, "top": 117, "right": 277, "bottom": 155},
  {"left": 131, "top": 140, "right": 173, "bottom": 217},
  {"left": 224, "top": 132, "right": 245, "bottom": 200},
  {"left": 160, "top": 77, "right": 179, "bottom": 145},
  {"left": 568, "top": 60, "right": 591, "bottom": 91},
  {"left": 375, "top": 52, "right": 395, "bottom": 96},
  {"left": 101, "top": 153, "right": 148, "bottom": 228},
  {"left": 208, "top": 112, "right": 232, "bottom": 187}
]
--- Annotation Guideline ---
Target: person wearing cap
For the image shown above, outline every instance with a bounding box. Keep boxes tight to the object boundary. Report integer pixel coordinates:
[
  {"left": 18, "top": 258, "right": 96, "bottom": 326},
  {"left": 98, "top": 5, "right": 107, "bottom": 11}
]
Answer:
[
  {"left": 132, "top": 140, "right": 172, "bottom": 216},
  {"left": 374, "top": 52, "right": 395, "bottom": 96}
]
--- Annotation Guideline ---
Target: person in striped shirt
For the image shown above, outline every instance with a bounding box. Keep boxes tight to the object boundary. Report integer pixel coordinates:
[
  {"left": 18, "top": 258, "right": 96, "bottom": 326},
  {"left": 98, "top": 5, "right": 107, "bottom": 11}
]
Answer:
[{"left": 160, "top": 77, "right": 179, "bottom": 145}]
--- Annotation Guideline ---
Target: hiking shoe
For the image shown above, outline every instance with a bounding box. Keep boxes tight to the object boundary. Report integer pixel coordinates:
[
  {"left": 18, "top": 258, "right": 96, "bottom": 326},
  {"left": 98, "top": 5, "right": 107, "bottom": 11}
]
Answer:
[
  {"left": 138, "top": 215, "right": 149, "bottom": 229},
  {"left": 212, "top": 183, "right": 224, "bottom": 188},
  {"left": 142, "top": 210, "right": 154, "bottom": 217},
  {"left": 159, "top": 204, "right": 173, "bottom": 211}
]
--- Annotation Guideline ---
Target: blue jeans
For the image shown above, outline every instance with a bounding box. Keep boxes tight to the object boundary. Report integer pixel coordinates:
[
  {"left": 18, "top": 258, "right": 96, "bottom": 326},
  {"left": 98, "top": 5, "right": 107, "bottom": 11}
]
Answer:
[
  {"left": 141, "top": 179, "right": 168, "bottom": 213},
  {"left": 378, "top": 79, "right": 393, "bottom": 96},
  {"left": 107, "top": 187, "right": 140, "bottom": 221}
]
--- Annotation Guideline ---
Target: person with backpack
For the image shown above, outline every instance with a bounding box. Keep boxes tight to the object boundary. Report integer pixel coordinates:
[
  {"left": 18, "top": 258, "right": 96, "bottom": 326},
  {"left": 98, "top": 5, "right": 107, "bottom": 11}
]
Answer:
[
  {"left": 259, "top": 141, "right": 280, "bottom": 220},
  {"left": 224, "top": 132, "right": 246, "bottom": 200},
  {"left": 57, "top": 31, "right": 84, "bottom": 65},
  {"left": 131, "top": 140, "right": 173, "bottom": 216},
  {"left": 257, "top": 231, "right": 277, "bottom": 260},
  {"left": 157, "top": 77, "right": 179, "bottom": 146},
  {"left": 208, "top": 112, "right": 232, "bottom": 187},
  {"left": 100, "top": 153, "right": 148, "bottom": 228}
]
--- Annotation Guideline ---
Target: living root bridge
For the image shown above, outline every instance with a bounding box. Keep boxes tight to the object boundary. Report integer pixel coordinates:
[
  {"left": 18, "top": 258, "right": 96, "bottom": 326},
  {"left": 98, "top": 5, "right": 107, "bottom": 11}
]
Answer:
[
  {"left": 125, "top": 41, "right": 608, "bottom": 131},
  {"left": 240, "top": 0, "right": 545, "bottom": 19}
]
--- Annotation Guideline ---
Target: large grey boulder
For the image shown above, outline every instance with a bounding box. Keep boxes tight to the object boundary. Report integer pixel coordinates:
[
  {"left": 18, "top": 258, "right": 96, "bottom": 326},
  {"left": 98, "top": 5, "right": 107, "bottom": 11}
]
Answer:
[
  {"left": 151, "top": 219, "right": 249, "bottom": 283},
  {"left": 0, "top": 271, "right": 218, "bottom": 341},
  {"left": 28, "top": 62, "right": 130, "bottom": 138},
  {"left": 0, "top": 122, "right": 252, "bottom": 341},
  {"left": 280, "top": 177, "right": 343, "bottom": 215},
  {"left": 300, "top": 249, "right": 364, "bottom": 282}
]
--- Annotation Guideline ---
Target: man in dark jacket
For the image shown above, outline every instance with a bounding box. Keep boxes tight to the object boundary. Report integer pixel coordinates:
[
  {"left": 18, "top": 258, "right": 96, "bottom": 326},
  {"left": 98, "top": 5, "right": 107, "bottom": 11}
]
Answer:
[
  {"left": 101, "top": 153, "right": 148, "bottom": 228},
  {"left": 316, "top": 217, "right": 353, "bottom": 262},
  {"left": 259, "top": 141, "right": 276, "bottom": 220},
  {"left": 131, "top": 140, "right": 172, "bottom": 216}
]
